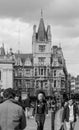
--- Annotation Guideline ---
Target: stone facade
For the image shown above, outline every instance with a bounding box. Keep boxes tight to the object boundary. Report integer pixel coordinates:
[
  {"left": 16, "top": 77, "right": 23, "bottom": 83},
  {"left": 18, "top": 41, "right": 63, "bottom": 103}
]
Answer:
[
  {"left": 0, "top": 45, "right": 14, "bottom": 90},
  {"left": 13, "top": 14, "right": 68, "bottom": 97},
  {"left": 0, "top": 14, "right": 68, "bottom": 97},
  {"left": 70, "top": 75, "right": 79, "bottom": 93}
]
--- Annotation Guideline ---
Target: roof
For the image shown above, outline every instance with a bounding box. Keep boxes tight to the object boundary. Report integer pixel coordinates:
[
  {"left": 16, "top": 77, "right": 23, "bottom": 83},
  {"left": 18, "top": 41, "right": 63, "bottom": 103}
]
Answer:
[
  {"left": 38, "top": 17, "right": 46, "bottom": 41},
  {"left": 14, "top": 53, "right": 33, "bottom": 59}
]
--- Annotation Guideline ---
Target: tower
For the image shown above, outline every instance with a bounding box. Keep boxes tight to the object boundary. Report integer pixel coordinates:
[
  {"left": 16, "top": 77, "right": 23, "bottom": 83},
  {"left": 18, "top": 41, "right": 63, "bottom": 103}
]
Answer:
[{"left": 32, "top": 11, "right": 52, "bottom": 95}]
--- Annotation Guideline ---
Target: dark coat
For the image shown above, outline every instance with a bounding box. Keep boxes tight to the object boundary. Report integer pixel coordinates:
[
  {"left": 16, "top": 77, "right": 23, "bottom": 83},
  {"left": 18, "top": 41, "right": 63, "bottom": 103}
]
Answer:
[
  {"left": 21, "top": 98, "right": 31, "bottom": 110},
  {"left": 32, "top": 100, "right": 48, "bottom": 116},
  {"left": 62, "top": 104, "right": 77, "bottom": 122},
  {"left": 0, "top": 99, "right": 26, "bottom": 130}
]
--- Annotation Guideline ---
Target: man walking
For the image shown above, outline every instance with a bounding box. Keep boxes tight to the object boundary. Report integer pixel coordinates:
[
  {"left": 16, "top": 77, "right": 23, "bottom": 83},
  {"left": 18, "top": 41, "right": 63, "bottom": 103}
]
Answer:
[
  {"left": 62, "top": 98, "right": 77, "bottom": 130},
  {"left": 0, "top": 88, "right": 26, "bottom": 130}
]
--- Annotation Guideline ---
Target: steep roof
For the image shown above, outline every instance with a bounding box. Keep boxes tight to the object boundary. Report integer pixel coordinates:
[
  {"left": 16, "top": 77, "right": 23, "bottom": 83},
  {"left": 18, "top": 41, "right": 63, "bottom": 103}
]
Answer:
[
  {"left": 15, "top": 53, "right": 33, "bottom": 59},
  {"left": 14, "top": 53, "right": 33, "bottom": 65},
  {"left": 38, "top": 17, "right": 46, "bottom": 41}
]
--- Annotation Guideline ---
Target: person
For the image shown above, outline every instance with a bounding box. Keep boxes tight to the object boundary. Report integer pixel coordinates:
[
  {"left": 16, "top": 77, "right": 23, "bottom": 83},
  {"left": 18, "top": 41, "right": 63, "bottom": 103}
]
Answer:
[
  {"left": 14, "top": 93, "right": 22, "bottom": 106},
  {"left": 0, "top": 90, "right": 4, "bottom": 103},
  {"left": 25, "top": 94, "right": 31, "bottom": 118},
  {"left": 74, "top": 101, "right": 79, "bottom": 130},
  {"left": 62, "top": 98, "right": 77, "bottom": 130},
  {"left": 54, "top": 102, "right": 64, "bottom": 130},
  {"left": 32, "top": 91, "right": 48, "bottom": 130},
  {"left": 0, "top": 88, "right": 26, "bottom": 130}
]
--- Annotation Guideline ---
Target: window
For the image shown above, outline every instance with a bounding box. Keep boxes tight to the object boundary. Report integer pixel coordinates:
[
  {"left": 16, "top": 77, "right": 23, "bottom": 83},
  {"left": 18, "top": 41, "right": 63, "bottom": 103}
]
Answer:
[
  {"left": 54, "top": 80, "right": 56, "bottom": 88},
  {"left": 44, "top": 68, "right": 46, "bottom": 76},
  {"left": 39, "top": 68, "right": 40, "bottom": 75},
  {"left": 38, "top": 57, "right": 45, "bottom": 65},
  {"left": 41, "top": 69, "right": 43, "bottom": 75},
  {"left": 26, "top": 69, "right": 30, "bottom": 75},
  {"left": 45, "top": 82, "right": 48, "bottom": 88},
  {"left": 26, "top": 81, "right": 30, "bottom": 88},
  {"left": 47, "top": 69, "right": 50, "bottom": 76},
  {"left": 35, "top": 68, "right": 37, "bottom": 76},
  {"left": 36, "top": 81, "right": 39, "bottom": 88},
  {"left": 39, "top": 45, "right": 45, "bottom": 52},
  {"left": 39, "top": 68, "right": 44, "bottom": 76},
  {"left": 18, "top": 68, "right": 22, "bottom": 76},
  {"left": 54, "top": 70, "right": 56, "bottom": 77}
]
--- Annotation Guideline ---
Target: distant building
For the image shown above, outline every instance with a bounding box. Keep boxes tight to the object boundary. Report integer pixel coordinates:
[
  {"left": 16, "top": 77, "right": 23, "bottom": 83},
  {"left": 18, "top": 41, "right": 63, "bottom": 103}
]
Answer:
[
  {"left": 71, "top": 76, "right": 76, "bottom": 92},
  {"left": 13, "top": 13, "right": 68, "bottom": 97},
  {"left": 0, "top": 13, "right": 68, "bottom": 97},
  {"left": 0, "top": 45, "right": 14, "bottom": 90},
  {"left": 70, "top": 75, "right": 79, "bottom": 94}
]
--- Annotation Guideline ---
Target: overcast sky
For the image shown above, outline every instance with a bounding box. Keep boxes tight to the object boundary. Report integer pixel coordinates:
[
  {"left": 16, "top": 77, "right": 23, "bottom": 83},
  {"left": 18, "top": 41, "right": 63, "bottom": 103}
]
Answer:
[{"left": 0, "top": 0, "right": 79, "bottom": 76}]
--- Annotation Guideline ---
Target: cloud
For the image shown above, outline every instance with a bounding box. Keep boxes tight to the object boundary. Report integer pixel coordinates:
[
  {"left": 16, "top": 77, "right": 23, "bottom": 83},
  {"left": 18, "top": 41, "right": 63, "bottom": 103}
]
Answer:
[
  {"left": 0, "top": 0, "right": 79, "bottom": 24},
  {"left": 0, "top": 0, "right": 79, "bottom": 76},
  {"left": 0, "top": 0, "right": 50, "bottom": 22},
  {"left": 0, "top": 18, "right": 32, "bottom": 53}
]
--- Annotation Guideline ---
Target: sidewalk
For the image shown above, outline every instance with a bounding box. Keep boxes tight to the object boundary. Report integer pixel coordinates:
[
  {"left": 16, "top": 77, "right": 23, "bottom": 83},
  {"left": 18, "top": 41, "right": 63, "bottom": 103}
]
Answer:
[{"left": 24, "top": 110, "right": 51, "bottom": 130}]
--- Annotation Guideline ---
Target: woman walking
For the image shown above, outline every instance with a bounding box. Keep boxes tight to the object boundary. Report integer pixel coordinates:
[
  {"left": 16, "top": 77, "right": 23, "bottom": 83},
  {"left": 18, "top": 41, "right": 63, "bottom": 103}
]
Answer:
[{"left": 33, "top": 91, "right": 48, "bottom": 130}]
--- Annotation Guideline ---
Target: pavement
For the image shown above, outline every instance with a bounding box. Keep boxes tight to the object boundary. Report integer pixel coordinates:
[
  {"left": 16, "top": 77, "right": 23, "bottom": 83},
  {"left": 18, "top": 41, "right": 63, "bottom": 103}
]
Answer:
[
  {"left": 24, "top": 109, "right": 51, "bottom": 130},
  {"left": 24, "top": 109, "right": 79, "bottom": 130}
]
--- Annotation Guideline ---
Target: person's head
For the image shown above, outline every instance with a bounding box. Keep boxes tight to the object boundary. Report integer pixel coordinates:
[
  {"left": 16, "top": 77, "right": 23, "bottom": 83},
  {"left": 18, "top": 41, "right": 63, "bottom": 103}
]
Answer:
[
  {"left": 15, "top": 95, "right": 19, "bottom": 101},
  {"left": 3, "top": 88, "right": 15, "bottom": 99},
  {"left": 38, "top": 93, "right": 43, "bottom": 101},
  {"left": 68, "top": 99, "right": 73, "bottom": 106}
]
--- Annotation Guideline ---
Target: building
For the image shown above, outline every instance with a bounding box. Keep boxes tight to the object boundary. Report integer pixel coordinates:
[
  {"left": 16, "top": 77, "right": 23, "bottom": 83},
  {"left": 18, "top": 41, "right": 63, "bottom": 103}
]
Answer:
[
  {"left": 70, "top": 75, "right": 79, "bottom": 93},
  {"left": 0, "top": 45, "right": 14, "bottom": 90},
  {"left": 71, "top": 76, "right": 76, "bottom": 92},
  {"left": 13, "top": 13, "right": 68, "bottom": 97},
  {"left": 0, "top": 13, "right": 68, "bottom": 97}
]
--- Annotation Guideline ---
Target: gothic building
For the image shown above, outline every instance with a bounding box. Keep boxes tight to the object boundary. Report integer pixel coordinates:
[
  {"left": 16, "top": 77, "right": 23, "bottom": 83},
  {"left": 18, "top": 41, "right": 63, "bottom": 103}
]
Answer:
[
  {"left": 13, "top": 14, "right": 68, "bottom": 97},
  {"left": 0, "top": 13, "right": 68, "bottom": 97}
]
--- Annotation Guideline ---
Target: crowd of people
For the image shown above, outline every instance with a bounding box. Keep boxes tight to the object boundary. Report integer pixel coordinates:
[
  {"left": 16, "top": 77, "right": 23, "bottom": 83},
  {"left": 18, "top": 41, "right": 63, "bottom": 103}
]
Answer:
[{"left": 0, "top": 88, "right": 79, "bottom": 130}]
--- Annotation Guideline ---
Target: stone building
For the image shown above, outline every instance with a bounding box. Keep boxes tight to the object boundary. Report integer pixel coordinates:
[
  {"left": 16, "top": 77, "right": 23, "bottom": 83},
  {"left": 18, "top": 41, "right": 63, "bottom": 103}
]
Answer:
[
  {"left": 0, "top": 13, "right": 68, "bottom": 97},
  {"left": 13, "top": 14, "right": 68, "bottom": 97},
  {"left": 0, "top": 45, "right": 14, "bottom": 90},
  {"left": 70, "top": 75, "right": 79, "bottom": 93}
]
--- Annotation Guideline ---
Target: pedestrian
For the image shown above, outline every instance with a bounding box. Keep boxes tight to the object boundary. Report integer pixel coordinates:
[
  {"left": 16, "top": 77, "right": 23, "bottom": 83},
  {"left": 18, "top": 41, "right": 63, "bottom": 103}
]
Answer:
[
  {"left": 54, "top": 102, "right": 64, "bottom": 130},
  {"left": 32, "top": 91, "right": 48, "bottom": 130},
  {"left": 74, "top": 101, "right": 79, "bottom": 130},
  {"left": 0, "top": 90, "right": 4, "bottom": 103},
  {"left": 0, "top": 88, "right": 26, "bottom": 130},
  {"left": 62, "top": 98, "right": 77, "bottom": 130},
  {"left": 24, "top": 94, "right": 31, "bottom": 118}
]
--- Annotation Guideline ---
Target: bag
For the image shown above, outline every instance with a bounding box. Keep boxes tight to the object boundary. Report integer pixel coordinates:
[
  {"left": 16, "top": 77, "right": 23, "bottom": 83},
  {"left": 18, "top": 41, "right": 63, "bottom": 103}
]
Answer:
[{"left": 60, "top": 125, "right": 64, "bottom": 130}]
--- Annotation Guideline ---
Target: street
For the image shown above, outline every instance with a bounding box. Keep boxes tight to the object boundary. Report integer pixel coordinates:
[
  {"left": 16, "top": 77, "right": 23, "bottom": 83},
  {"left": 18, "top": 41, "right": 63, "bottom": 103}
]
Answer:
[{"left": 24, "top": 110, "right": 51, "bottom": 130}]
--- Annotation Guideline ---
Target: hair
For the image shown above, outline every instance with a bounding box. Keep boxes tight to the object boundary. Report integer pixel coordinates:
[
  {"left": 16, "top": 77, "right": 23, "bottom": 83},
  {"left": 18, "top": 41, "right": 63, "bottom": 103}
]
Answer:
[
  {"left": 37, "top": 90, "right": 46, "bottom": 98},
  {"left": 3, "top": 88, "right": 15, "bottom": 99}
]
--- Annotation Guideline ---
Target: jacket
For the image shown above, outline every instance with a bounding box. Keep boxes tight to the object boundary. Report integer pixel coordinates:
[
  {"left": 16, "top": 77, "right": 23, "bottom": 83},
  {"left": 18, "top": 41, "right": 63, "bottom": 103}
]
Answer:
[
  {"left": 32, "top": 100, "right": 48, "bottom": 116},
  {"left": 62, "top": 104, "right": 77, "bottom": 122},
  {"left": 0, "top": 99, "right": 26, "bottom": 130}
]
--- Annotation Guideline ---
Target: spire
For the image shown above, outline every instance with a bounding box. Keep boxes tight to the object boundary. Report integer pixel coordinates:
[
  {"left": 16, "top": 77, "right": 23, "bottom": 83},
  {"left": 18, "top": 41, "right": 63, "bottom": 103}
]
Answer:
[
  {"left": 37, "top": 10, "right": 46, "bottom": 41},
  {"left": 41, "top": 9, "right": 43, "bottom": 18}
]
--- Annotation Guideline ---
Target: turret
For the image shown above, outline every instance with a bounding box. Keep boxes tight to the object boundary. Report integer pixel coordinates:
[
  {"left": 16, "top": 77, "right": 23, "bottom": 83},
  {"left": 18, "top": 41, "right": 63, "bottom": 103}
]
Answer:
[
  {"left": 47, "top": 25, "right": 51, "bottom": 41},
  {"left": 32, "top": 25, "right": 36, "bottom": 42}
]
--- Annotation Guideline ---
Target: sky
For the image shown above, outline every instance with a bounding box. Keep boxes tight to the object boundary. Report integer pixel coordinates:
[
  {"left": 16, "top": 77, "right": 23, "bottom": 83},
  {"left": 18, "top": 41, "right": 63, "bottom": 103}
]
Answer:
[{"left": 0, "top": 0, "right": 79, "bottom": 76}]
